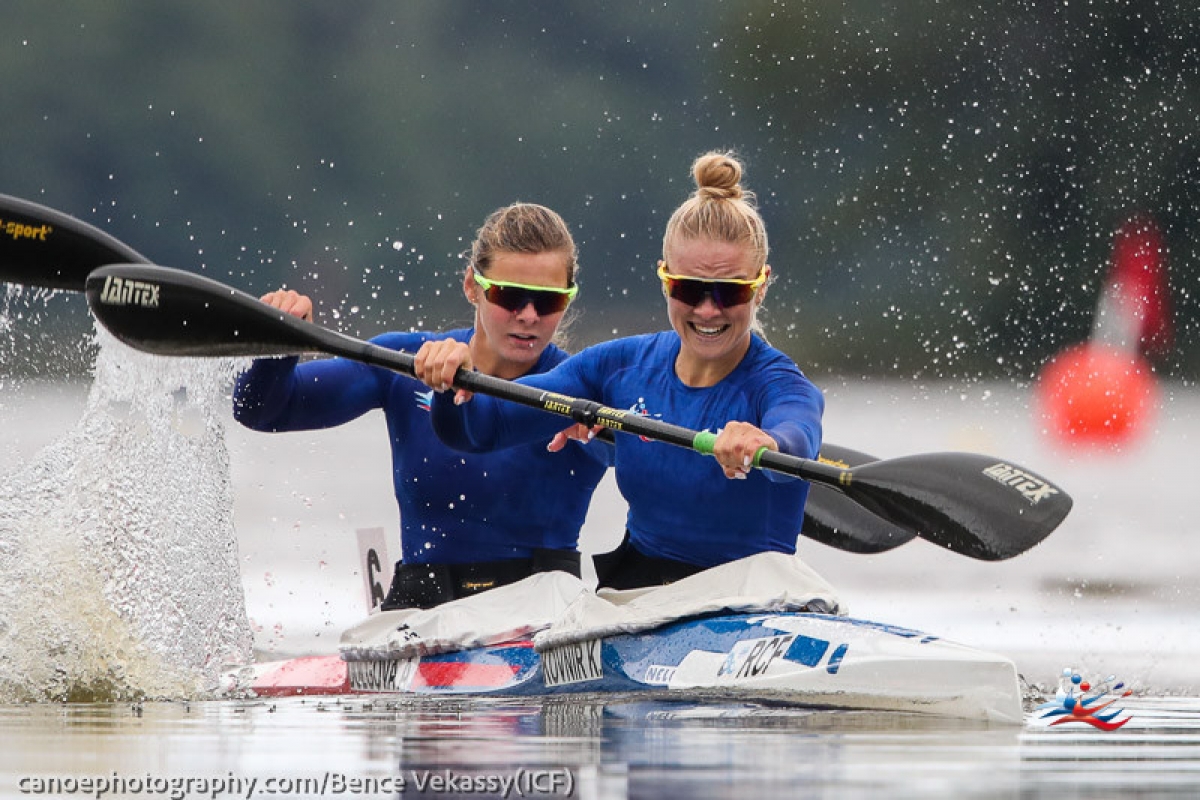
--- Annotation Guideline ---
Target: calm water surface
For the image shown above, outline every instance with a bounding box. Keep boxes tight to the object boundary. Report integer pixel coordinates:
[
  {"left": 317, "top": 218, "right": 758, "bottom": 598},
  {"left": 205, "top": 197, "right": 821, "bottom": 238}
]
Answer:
[
  {"left": 1, "top": 375, "right": 1198, "bottom": 798},
  {"left": 2, "top": 695, "right": 1199, "bottom": 798}
]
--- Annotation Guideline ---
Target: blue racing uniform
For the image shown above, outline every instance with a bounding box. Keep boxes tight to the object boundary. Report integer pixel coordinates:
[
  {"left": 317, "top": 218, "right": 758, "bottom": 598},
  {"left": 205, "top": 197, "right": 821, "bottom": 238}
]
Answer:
[
  {"left": 233, "top": 329, "right": 608, "bottom": 565},
  {"left": 431, "top": 331, "right": 823, "bottom": 568}
]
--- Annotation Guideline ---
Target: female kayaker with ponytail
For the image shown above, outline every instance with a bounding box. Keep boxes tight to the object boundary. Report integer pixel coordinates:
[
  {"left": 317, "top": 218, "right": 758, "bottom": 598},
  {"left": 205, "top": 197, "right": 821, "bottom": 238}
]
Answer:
[{"left": 415, "top": 152, "right": 823, "bottom": 589}]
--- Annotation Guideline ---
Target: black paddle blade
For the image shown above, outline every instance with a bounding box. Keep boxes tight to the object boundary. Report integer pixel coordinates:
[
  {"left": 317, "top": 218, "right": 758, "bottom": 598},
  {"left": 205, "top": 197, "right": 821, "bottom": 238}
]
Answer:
[
  {"left": 85, "top": 263, "right": 320, "bottom": 357},
  {"left": 801, "top": 444, "right": 918, "bottom": 554},
  {"left": 0, "top": 194, "right": 146, "bottom": 290},
  {"left": 841, "top": 452, "right": 1072, "bottom": 561}
]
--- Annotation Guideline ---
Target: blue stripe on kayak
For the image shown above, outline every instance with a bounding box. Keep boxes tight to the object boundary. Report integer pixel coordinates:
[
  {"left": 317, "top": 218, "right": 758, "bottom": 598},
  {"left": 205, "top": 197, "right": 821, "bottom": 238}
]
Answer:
[
  {"left": 783, "top": 634, "right": 832, "bottom": 668},
  {"left": 826, "top": 643, "right": 849, "bottom": 674}
]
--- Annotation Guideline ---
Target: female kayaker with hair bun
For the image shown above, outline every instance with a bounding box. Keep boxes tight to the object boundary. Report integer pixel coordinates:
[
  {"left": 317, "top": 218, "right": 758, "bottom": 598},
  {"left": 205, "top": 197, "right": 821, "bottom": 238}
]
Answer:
[
  {"left": 415, "top": 151, "right": 824, "bottom": 589},
  {"left": 233, "top": 202, "right": 608, "bottom": 609}
]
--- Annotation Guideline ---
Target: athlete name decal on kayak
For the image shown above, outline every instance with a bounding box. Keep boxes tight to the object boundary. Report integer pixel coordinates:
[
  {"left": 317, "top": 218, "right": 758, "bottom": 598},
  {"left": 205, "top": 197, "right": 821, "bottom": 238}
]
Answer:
[
  {"left": 981, "top": 463, "right": 1060, "bottom": 504},
  {"left": 541, "top": 639, "right": 603, "bottom": 686},
  {"left": 348, "top": 658, "right": 417, "bottom": 692},
  {"left": 97, "top": 275, "right": 161, "bottom": 308},
  {"left": 717, "top": 634, "right": 798, "bottom": 679},
  {"left": 643, "top": 664, "right": 677, "bottom": 685},
  {"left": 3, "top": 220, "right": 53, "bottom": 241}
]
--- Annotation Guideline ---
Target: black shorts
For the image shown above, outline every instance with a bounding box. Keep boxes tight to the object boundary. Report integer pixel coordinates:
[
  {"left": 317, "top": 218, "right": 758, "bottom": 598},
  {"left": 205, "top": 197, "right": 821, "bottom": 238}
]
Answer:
[
  {"left": 381, "top": 548, "right": 581, "bottom": 611},
  {"left": 592, "top": 530, "right": 705, "bottom": 590}
]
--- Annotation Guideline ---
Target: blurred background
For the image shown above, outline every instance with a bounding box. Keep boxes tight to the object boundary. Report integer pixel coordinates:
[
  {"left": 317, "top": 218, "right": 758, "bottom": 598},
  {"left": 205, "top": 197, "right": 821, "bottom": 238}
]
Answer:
[{"left": 2, "top": 0, "right": 1195, "bottom": 386}]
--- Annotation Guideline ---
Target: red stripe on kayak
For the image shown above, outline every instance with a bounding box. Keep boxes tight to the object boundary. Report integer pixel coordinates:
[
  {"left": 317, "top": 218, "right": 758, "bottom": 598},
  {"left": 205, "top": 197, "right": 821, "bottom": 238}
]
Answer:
[
  {"left": 412, "top": 662, "right": 521, "bottom": 689},
  {"left": 250, "top": 655, "right": 351, "bottom": 697}
]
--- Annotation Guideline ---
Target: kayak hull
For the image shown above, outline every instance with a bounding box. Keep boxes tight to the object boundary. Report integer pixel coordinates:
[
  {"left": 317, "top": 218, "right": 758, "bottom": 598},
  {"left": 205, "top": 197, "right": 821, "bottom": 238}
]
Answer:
[{"left": 226, "top": 612, "right": 1022, "bottom": 723}]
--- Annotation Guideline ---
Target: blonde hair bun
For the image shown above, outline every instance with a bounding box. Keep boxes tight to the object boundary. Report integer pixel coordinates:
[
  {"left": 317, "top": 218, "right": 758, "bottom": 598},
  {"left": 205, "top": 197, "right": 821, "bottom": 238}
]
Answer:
[{"left": 693, "top": 151, "right": 746, "bottom": 202}]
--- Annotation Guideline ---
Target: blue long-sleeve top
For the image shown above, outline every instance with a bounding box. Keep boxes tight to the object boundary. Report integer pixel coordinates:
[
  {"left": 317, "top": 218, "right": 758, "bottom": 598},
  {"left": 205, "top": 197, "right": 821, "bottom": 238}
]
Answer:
[
  {"left": 431, "top": 331, "right": 824, "bottom": 568},
  {"left": 232, "top": 328, "right": 608, "bottom": 565}
]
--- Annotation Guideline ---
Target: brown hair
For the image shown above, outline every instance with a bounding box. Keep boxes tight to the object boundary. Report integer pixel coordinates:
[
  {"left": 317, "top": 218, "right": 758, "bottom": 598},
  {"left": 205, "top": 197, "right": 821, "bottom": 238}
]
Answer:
[
  {"left": 469, "top": 202, "right": 578, "bottom": 287},
  {"left": 662, "top": 151, "right": 769, "bottom": 271},
  {"left": 465, "top": 202, "right": 580, "bottom": 347}
]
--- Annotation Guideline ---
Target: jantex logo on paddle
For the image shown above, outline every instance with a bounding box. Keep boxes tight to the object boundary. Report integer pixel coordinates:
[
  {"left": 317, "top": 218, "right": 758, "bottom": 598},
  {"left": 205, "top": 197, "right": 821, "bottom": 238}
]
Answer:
[
  {"left": 97, "top": 275, "right": 160, "bottom": 308},
  {"left": 981, "top": 463, "right": 1060, "bottom": 505},
  {"left": 2, "top": 219, "right": 53, "bottom": 241}
]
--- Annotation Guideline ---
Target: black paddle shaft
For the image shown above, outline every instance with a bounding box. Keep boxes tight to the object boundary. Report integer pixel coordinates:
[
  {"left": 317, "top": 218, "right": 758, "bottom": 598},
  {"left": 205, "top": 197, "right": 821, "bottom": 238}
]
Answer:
[
  {"left": 0, "top": 192, "right": 920, "bottom": 556},
  {"left": 85, "top": 263, "right": 1073, "bottom": 561}
]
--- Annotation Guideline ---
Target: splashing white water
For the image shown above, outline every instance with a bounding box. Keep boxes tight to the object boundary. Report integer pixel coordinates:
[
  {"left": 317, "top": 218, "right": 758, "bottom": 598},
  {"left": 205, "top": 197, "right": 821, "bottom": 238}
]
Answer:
[{"left": 0, "top": 328, "right": 253, "bottom": 701}]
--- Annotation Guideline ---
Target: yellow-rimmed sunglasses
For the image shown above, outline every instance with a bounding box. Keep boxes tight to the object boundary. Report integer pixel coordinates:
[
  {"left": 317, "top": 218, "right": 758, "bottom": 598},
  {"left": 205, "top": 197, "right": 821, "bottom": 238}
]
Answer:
[
  {"left": 656, "top": 262, "right": 767, "bottom": 309},
  {"left": 472, "top": 269, "right": 578, "bottom": 315}
]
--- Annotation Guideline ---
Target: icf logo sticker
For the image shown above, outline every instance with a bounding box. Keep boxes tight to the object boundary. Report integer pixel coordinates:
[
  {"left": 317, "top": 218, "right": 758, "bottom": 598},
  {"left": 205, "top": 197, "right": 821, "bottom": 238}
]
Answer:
[
  {"left": 1033, "top": 667, "right": 1134, "bottom": 730},
  {"left": 628, "top": 397, "right": 662, "bottom": 442}
]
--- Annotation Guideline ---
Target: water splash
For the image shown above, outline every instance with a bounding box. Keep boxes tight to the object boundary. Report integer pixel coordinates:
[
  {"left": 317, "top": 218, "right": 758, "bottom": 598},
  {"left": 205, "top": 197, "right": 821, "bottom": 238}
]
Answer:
[{"left": 0, "top": 327, "right": 253, "bottom": 701}]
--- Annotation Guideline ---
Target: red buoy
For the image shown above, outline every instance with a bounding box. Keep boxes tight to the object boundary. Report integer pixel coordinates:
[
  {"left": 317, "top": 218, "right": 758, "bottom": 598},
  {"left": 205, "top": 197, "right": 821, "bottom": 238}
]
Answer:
[
  {"left": 1035, "top": 214, "right": 1169, "bottom": 449},
  {"left": 1036, "top": 342, "right": 1157, "bottom": 446}
]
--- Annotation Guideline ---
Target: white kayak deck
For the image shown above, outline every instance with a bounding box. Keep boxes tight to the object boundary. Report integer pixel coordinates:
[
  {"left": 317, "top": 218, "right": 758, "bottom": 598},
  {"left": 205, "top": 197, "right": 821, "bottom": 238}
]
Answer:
[
  {"left": 340, "top": 552, "right": 843, "bottom": 659},
  {"left": 228, "top": 553, "right": 1022, "bottom": 723}
]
